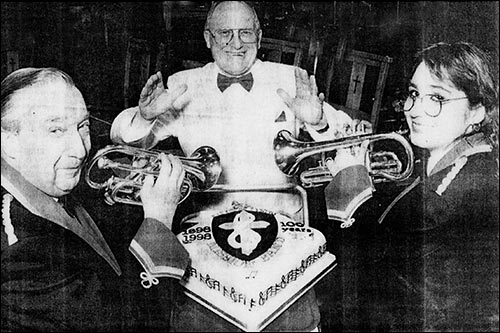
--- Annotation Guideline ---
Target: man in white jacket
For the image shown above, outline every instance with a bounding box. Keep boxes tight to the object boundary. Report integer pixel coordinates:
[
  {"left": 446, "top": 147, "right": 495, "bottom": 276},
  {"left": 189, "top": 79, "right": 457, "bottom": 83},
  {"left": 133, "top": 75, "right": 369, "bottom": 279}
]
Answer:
[{"left": 111, "top": 2, "right": 370, "bottom": 331}]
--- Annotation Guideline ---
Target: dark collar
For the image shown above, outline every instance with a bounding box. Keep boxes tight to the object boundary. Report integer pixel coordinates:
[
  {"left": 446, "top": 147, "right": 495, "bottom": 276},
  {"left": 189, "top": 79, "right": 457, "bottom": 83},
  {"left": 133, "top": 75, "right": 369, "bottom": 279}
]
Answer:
[{"left": 429, "top": 133, "right": 493, "bottom": 176}]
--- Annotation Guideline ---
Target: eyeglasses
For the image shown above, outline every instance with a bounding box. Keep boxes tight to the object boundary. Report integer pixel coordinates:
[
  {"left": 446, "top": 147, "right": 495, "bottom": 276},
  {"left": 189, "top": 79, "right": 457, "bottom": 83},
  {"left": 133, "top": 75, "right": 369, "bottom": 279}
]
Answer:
[
  {"left": 399, "top": 92, "right": 469, "bottom": 117},
  {"left": 206, "top": 29, "right": 259, "bottom": 45}
]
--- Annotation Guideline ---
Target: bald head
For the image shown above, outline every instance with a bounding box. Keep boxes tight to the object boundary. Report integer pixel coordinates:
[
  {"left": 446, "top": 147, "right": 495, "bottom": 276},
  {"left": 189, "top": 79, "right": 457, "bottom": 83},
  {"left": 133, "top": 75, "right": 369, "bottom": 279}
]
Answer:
[{"left": 205, "top": 1, "right": 260, "bottom": 32}]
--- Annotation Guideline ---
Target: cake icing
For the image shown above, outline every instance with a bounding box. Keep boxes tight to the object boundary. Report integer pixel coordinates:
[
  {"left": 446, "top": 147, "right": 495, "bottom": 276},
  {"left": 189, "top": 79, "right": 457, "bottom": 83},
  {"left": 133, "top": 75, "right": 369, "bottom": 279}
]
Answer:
[{"left": 178, "top": 201, "right": 336, "bottom": 332}]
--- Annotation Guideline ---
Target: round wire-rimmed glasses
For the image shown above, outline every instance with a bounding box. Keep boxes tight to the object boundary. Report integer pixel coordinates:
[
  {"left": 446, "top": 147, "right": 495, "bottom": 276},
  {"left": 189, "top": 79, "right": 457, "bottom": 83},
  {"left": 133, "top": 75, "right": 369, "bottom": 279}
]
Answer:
[
  {"left": 206, "top": 29, "right": 259, "bottom": 45},
  {"left": 398, "top": 93, "right": 469, "bottom": 117}
]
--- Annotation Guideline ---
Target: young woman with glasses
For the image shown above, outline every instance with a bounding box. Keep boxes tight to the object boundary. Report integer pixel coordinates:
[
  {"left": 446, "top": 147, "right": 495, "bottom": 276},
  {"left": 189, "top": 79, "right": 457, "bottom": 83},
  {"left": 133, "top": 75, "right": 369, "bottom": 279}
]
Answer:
[{"left": 327, "top": 41, "right": 498, "bottom": 331}]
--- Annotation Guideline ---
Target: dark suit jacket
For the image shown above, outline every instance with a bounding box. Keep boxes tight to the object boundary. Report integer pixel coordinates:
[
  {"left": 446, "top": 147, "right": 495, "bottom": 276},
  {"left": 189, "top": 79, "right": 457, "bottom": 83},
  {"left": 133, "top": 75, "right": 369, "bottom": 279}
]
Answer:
[{"left": 1, "top": 159, "right": 189, "bottom": 331}]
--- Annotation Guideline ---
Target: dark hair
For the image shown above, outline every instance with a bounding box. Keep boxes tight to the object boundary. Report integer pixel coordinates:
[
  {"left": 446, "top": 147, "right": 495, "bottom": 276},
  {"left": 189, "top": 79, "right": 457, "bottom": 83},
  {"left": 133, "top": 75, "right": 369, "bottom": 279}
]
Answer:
[
  {"left": 204, "top": 1, "right": 260, "bottom": 31},
  {"left": 1, "top": 67, "right": 75, "bottom": 132},
  {"left": 414, "top": 42, "right": 499, "bottom": 141}
]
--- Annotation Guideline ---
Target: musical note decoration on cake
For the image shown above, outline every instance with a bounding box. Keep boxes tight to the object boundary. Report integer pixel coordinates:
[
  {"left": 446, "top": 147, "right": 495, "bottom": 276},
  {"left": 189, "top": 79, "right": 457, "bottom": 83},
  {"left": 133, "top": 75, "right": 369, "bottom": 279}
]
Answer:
[
  {"left": 245, "top": 271, "right": 258, "bottom": 279},
  {"left": 178, "top": 198, "right": 338, "bottom": 332}
]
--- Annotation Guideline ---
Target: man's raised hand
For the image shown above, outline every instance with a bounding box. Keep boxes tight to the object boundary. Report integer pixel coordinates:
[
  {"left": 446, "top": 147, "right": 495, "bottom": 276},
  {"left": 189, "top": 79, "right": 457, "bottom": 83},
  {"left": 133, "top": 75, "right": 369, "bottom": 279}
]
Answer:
[{"left": 138, "top": 71, "right": 188, "bottom": 122}]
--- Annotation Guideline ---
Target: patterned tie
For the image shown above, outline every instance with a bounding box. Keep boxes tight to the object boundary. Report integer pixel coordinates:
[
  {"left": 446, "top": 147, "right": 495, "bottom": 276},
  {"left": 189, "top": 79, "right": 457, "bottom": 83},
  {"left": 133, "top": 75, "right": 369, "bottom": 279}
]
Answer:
[{"left": 217, "top": 72, "right": 254, "bottom": 92}]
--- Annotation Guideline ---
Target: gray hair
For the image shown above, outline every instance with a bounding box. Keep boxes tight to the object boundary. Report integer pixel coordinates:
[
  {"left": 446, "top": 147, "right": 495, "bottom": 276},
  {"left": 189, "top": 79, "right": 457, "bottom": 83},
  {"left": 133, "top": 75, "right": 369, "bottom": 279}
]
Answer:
[{"left": 1, "top": 67, "right": 75, "bottom": 133}]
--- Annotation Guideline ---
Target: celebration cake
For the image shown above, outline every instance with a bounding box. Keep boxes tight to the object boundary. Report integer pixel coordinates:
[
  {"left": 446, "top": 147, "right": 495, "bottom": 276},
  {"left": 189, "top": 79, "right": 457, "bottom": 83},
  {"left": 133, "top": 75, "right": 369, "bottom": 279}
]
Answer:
[{"left": 178, "top": 201, "right": 337, "bottom": 332}]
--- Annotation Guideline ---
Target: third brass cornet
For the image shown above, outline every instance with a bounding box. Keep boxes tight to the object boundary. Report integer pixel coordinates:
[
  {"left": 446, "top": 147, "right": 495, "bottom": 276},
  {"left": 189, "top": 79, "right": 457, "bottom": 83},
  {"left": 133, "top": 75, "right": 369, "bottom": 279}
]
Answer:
[
  {"left": 274, "top": 130, "right": 414, "bottom": 187},
  {"left": 85, "top": 145, "right": 222, "bottom": 205}
]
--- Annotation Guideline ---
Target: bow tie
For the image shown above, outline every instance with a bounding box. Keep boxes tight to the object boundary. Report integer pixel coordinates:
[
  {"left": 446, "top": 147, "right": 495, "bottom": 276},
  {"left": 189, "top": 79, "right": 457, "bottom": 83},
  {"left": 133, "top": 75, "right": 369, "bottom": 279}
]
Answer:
[{"left": 217, "top": 72, "right": 254, "bottom": 92}]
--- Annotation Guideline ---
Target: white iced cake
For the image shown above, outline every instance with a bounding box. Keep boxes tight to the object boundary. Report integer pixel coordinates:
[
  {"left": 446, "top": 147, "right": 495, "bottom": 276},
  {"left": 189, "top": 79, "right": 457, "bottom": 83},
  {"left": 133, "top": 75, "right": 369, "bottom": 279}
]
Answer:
[{"left": 178, "top": 201, "right": 337, "bottom": 332}]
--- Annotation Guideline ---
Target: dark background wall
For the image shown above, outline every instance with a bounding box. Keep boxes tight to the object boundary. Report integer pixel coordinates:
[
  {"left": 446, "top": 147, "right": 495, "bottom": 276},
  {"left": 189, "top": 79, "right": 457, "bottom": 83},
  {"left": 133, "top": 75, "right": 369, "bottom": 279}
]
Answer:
[{"left": 2, "top": 1, "right": 499, "bottom": 130}]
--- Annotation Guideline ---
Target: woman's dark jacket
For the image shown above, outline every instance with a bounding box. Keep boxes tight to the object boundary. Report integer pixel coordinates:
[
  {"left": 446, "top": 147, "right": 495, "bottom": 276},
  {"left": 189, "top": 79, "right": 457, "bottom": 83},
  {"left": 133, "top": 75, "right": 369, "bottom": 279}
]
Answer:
[{"left": 338, "top": 133, "right": 499, "bottom": 331}]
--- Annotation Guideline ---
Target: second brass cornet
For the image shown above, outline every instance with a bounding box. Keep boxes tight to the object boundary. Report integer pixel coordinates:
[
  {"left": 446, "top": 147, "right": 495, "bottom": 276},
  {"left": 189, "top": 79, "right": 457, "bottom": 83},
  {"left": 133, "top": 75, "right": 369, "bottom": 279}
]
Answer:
[
  {"left": 274, "top": 130, "right": 414, "bottom": 187},
  {"left": 85, "top": 145, "right": 222, "bottom": 206}
]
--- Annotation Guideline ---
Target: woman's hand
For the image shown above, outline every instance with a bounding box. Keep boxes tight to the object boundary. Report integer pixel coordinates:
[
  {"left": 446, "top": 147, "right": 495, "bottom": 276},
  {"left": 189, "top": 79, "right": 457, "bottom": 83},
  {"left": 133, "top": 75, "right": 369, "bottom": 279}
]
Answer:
[
  {"left": 325, "top": 140, "right": 370, "bottom": 178},
  {"left": 342, "top": 118, "right": 373, "bottom": 136}
]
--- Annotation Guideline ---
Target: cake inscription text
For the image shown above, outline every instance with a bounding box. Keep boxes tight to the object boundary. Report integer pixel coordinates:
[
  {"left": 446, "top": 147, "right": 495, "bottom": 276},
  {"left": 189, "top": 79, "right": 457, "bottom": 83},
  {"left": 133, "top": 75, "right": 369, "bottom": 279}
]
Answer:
[{"left": 182, "top": 242, "right": 328, "bottom": 311}]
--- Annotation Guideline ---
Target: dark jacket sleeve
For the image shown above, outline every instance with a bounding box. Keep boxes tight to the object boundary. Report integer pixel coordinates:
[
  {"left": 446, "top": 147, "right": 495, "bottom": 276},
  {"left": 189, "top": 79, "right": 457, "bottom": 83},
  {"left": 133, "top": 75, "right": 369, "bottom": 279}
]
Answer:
[{"left": 324, "top": 164, "right": 374, "bottom": 227}]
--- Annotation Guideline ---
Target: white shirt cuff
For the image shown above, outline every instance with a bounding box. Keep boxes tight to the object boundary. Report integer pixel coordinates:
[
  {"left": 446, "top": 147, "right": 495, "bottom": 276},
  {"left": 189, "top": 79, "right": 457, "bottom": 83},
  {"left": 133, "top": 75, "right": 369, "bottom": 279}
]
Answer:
[{"left": 110, "top": 107, "right": 155, "bottom": 145}]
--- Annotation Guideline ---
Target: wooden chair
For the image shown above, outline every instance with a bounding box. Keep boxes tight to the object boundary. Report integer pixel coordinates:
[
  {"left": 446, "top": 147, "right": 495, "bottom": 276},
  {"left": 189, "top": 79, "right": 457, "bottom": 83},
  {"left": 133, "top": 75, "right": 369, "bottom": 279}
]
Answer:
[
  {"left": 123, "top": 37, "right": 304, "bottom": 107},
  {"left": 177, "top": 37, "right": 305, "bottom": 71},
  {"left": 123, "top": 38, "right": 152, "bottom": 108},
  {"left": 325, "top": 42, "right": 393, "bottom": 131},
  {"left": 123, "top": 38, "right": 166, "bottom": 108},
  {"left": 259, "top": 37, "right": 304, "bottom": 67}
]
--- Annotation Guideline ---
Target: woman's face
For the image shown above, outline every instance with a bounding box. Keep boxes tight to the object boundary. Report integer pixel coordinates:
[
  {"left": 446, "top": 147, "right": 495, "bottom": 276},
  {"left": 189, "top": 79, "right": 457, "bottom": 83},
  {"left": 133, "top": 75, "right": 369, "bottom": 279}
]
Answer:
[{"left": 405, "top": 62, "right": 484, "bottom": 155}]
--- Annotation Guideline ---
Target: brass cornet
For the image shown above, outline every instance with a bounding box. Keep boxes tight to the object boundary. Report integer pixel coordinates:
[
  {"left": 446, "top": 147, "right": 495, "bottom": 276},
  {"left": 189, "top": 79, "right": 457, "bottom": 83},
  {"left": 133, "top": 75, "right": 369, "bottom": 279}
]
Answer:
[
  {"left": 85, "top": 145, "right": 222, "bottom": 205},
  {"left": 274, "top": 130, "right": 414, "bottom": 188}
]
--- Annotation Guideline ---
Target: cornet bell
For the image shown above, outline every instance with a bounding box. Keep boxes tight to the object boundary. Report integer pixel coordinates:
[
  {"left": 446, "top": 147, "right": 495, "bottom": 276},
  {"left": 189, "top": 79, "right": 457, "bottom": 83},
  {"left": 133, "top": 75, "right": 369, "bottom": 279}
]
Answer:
[{"left": 85, "top": 145, "right": 222, "bottom": 206}]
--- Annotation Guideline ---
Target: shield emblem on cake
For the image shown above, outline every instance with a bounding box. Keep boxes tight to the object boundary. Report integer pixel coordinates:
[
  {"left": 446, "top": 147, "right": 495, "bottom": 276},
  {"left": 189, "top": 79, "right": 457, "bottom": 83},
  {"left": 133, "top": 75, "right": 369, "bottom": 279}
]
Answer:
[{"left": 212, "top": 209, "right": 279, "bottom": 261}]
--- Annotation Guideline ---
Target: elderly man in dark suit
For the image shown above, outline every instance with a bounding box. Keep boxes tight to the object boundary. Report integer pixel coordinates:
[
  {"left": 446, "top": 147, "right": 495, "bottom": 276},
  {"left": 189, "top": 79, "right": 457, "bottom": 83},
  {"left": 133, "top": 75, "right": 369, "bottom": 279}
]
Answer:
[{"left": 1, "top": 67, "right": 189, "bottom": 331}]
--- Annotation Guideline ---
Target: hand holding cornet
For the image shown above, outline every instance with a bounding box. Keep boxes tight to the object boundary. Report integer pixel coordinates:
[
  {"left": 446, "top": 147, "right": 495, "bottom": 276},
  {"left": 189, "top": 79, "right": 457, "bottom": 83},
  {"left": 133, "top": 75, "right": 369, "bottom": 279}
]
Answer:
[
  {"left": 140, "top": 153, "right": 185, "bottom": 226},
  {"left": 85, "top": 145, "right": 221, "bottom": 206},
  {"left": 324, "top": 140, "right": 371, "bottom": 178},
  {"left": 322, "top": 119, "right": 373, "bottom": 178}
]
